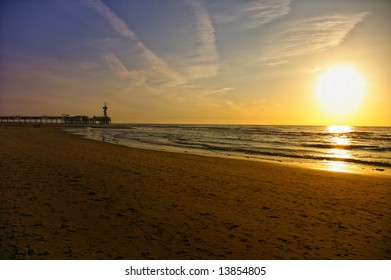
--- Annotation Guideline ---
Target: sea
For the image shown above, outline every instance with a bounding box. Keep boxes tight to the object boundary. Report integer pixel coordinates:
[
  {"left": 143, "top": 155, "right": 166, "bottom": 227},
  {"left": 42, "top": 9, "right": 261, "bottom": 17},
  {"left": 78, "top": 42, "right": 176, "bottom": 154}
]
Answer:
[{"left": 64, "top": 124, "right": 391, "bottom": 175}]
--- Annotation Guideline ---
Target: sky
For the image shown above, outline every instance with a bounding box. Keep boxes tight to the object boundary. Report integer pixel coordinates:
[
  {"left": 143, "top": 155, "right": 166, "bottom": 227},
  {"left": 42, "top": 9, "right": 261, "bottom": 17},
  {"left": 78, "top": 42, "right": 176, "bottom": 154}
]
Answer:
[{"left": 0, "top": 0, "right": 390, "bottom": 125}]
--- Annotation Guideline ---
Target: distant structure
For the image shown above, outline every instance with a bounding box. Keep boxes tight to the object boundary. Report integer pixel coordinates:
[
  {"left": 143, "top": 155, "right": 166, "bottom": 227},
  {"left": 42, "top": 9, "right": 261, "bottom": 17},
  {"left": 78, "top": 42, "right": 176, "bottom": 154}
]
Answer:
[
  {"left": 0, "top": 103, "right": 111, "bottom": 125},
  {"left": 103, "top": 102, "right": 108, "bottom": 117}
]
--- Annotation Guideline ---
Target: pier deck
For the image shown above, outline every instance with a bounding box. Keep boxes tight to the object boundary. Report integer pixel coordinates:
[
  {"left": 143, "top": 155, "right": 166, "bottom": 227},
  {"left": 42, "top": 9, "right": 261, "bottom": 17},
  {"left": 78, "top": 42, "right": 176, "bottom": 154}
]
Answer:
[
  {"left": 0, "top": 115, "right": 110, "bottom": 125},
  {"left": 1, "top": 103, "right": 111, "bottom": 125}
]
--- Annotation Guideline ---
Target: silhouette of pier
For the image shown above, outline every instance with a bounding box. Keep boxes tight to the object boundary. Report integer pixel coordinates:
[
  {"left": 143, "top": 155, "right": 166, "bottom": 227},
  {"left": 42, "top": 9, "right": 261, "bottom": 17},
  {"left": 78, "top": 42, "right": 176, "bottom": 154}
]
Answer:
[{"left": 0, "top": 103, "right": 111, "bottom": 125}]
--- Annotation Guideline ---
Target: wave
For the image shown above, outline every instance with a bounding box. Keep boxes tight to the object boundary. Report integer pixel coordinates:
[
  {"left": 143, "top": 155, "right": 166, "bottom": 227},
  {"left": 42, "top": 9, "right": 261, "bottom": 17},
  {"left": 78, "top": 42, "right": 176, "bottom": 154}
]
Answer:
[
  {"left": 69, "top": 125, "right": 391, "bottom": 169},
  {"left": 185, "top": 143, "right": 391, "bottom": 168},
  {"left": 300, "top": 143, "right": 391, "bottom": 152}
]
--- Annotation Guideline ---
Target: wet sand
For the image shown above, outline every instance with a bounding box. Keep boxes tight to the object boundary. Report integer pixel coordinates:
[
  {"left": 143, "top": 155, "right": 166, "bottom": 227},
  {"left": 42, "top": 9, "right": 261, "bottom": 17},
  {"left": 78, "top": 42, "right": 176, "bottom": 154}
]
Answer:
[{"left": 0, "top": 125, "right": 390, "bottom": 259}]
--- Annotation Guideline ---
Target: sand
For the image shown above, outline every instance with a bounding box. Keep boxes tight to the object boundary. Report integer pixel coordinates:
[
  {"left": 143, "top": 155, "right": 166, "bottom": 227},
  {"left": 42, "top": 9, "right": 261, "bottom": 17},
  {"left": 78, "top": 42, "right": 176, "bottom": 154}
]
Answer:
[{"left": 0, "top": 125, "right": 390, "bottom": 260}]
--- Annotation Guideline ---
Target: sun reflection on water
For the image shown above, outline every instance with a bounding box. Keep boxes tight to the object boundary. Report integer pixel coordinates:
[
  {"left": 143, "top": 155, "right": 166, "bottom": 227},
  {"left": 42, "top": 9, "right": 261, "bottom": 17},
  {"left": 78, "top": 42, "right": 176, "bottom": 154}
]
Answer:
[
  {"left": 331, "top": 135, "right": 350, "bottom": 146},
  {"left": 327, "top": 125, "right": 352, "bottom": 133},
  {"left": 325, "top": 126, "right": 353, "bottom": 172}
]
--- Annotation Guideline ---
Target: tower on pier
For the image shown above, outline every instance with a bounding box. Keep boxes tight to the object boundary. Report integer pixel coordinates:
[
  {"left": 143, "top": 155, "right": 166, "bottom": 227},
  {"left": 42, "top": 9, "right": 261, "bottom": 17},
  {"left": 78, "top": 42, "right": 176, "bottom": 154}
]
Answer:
[
  {"left": 92, "top": 102, "right": 111, "bottom": 124},
  {"left": 103, "top": 102, "right": 108, "bottom": 117}
]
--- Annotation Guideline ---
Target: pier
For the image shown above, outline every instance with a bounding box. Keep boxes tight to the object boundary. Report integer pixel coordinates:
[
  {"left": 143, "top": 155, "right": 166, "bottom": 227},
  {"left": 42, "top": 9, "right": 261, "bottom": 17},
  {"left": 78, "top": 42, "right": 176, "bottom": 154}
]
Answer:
[{"left": 0, "top": 103, "right": 111, "bottom": 125}]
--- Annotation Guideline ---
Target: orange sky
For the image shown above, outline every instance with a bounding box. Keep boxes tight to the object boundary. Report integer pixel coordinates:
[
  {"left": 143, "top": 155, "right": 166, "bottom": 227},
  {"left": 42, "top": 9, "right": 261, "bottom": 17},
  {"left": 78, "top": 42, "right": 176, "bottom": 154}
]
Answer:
[{"left": 0, "top": 0, "right": 390, "bottom": 126}]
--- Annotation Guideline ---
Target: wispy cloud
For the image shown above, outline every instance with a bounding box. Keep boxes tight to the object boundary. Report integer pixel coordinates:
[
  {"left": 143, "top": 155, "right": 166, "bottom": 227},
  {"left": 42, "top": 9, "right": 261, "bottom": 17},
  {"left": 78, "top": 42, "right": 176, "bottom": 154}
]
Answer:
[
  {"left": 103, "top": 53, "right": 129, "bottom": 77},
  {"left": 212, "top": 0, "right": 292, "bottom": 29},
  {"left": 80, "top": 0, "right": 137, "bottom": 40},
  {"left": 103, "top": 52, "right": 147, "bottom": 86},
  {"left": 184, "top": 0, "right": 219, "bottom": 79},
  {"left": 240, "top": 0, "right": 292, "bottom": 29},
  {"left": 186, "top": 0, "right": 218, "bottom": 61},
  {"left": 204, "top": 87, "right": 235, "bottom": 97},
  {"left": 260, "top": 12, "right": 369, "bottom": 64},
  {"left": 80, "top": 0, "right": 186, "bottom": 87}
]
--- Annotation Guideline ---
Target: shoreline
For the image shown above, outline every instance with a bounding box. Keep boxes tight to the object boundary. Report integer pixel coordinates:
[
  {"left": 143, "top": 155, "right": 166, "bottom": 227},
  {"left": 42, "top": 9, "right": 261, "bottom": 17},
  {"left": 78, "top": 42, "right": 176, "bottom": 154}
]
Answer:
[
  {"left": 1, "top": 125, "right": 390, "bottom": 259},
  {"left": 63, "top": 124, "right": 391, "bottom": 177}
]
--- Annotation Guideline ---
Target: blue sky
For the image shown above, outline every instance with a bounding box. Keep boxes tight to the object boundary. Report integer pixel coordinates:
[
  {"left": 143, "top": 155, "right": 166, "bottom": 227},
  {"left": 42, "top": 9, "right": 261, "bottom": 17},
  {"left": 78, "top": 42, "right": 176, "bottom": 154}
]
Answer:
[{"left": 1, "top": 0, "right": 390, "bottom": 125}]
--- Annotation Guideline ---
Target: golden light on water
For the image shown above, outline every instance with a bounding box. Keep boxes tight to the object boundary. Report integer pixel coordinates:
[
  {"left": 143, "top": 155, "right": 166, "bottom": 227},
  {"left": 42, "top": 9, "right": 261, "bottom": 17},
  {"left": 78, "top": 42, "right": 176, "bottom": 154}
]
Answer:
[
  {"left": 325, "top": 125, "right": 353, "bottom": 172},
  {"left": 316, "top": 65, "right": 366, "bottom": 121},
  {"left": 327, "top": 125, "right": 352, "bottom": 133},
  {"left": 326, "top": 160, "right": 349, "bottom": 172},
  {"left": 331, "top": 136, "right": 350, "bottom": 146},
  {"left": 330, "top": 148, "right": 351, "bottom": 159}
]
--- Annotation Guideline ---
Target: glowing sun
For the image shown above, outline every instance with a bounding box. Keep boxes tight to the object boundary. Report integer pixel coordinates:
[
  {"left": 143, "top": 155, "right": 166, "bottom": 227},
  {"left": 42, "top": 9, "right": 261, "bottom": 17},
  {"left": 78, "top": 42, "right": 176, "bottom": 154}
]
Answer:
[{"left": 316, "top": 64, "right": 366, "bottom": 119}]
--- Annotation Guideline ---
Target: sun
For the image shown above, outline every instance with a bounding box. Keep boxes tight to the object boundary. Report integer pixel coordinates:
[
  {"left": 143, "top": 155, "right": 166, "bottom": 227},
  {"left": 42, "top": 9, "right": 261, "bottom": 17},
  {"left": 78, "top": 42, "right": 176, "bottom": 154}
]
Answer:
[{"left": 315, "top": 64, "right": 366, "bottom": 121}]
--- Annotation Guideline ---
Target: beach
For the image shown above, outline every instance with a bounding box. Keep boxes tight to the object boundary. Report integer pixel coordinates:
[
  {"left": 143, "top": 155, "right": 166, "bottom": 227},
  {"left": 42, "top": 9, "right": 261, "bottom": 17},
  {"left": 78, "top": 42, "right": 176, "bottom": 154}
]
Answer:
[{"left": 0, "top": 125, "right": 390, "bottom": 259}]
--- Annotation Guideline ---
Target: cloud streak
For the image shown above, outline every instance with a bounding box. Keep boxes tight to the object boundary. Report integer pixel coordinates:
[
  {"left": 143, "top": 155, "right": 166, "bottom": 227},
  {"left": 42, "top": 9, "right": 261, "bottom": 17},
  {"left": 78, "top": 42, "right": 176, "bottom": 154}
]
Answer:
[
  {"left": 213, "top": 0, "right": 292, "bottom": 29},
  {"left": 103, "top": 52, "right": 148, "bottom": 87},
  {"left": 184, "top": 0, "right": 219, "bottom": 79},
  {"left": 80, "top": 0, "right": 186, "bottom": 87},
  {"left": 240, "top": 0, "right": 292, "bottom": 29},
  {"left": 204, "top": 87, "right": 235, "bottom": 98},
  {"left": 260, "top": 12, "right": 369, "bottom": 64},
  {"left": 80, "top": 0, "right": 137, "bottom": 40},
  {"left": 186, "top": 0, "right": 218, "bottom": 61}
]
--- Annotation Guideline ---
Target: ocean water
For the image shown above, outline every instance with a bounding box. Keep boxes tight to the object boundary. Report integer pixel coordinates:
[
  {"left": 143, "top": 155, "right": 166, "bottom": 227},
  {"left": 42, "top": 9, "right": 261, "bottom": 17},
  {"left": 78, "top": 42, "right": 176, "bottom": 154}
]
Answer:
[{"left": 64, "top": 124, "right": 391, "bottom": 175}]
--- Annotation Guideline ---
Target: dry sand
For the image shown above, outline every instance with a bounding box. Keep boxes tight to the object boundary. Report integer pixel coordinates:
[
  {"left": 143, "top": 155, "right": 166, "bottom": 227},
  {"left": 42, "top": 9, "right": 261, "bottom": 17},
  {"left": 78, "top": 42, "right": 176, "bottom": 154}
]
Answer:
[{"left": 0, "top": 125, "right": 390, "bottom": 259}]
